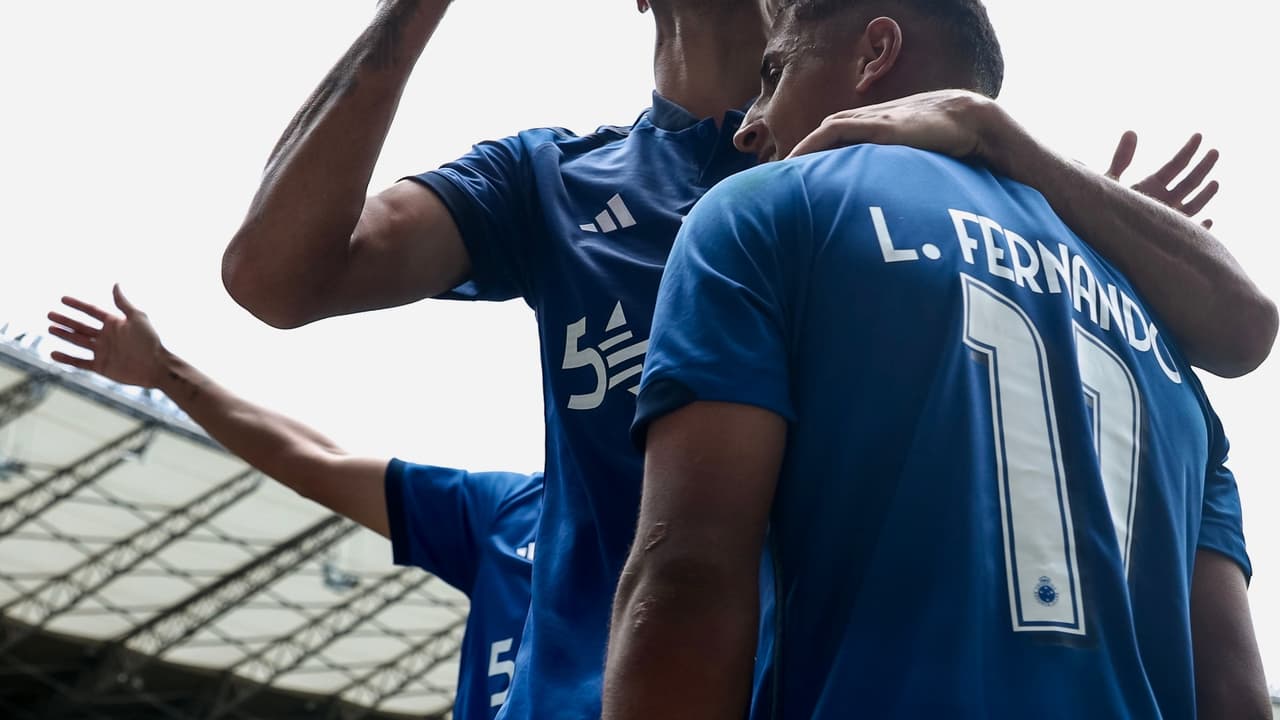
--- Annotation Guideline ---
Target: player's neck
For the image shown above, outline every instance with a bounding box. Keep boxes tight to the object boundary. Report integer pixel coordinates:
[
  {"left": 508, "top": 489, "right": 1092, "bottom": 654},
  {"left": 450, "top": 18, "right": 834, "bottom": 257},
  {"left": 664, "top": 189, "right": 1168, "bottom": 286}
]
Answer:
[{"left": 652, "top": 6, "right": 767, "bottom": 125}]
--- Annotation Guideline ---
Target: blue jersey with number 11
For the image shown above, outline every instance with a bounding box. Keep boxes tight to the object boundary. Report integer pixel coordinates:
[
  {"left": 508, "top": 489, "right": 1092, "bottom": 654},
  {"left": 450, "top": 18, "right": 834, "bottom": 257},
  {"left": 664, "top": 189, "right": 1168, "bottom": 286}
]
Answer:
[{"left": 637, "top": 145, "right": 1249, "bottom": 719}]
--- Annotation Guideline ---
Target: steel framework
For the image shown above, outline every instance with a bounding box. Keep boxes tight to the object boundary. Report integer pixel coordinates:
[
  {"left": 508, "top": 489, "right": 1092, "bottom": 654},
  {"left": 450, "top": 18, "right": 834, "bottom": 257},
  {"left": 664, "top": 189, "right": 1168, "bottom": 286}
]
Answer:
[
  {"left": 90, "top": 514, "right": 359, "bottom": 690},
  {"left": 0, "top": 469, "right": 262, "bottom": 654},
  {"left": 204, "top": 567, "right": 433, "bottom": 719},
  {"left": 328, "top": 615, "right": 467, "bottom": 719},
  {"left": 0, "top": 374, "right": 50, "bottom": 431},
  {"left": 0, "top": 424, "right": 157, "bottom": 538}
]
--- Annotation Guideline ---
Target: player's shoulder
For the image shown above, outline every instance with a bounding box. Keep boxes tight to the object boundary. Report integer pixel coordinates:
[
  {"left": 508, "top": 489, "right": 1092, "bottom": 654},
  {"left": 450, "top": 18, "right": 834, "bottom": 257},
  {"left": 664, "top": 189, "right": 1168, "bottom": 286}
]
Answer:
[
  {"left": 508, "top": 120, "right": 634, "bottom": 159},
  {"left": 786, "top": 143, "right": 985, "bottom": 185},
  {"left": 693, "top": 160, "right": 810, "bottom": 218},
  {"left": 387, "top": 462, "right": 539, "bottom": 502}
]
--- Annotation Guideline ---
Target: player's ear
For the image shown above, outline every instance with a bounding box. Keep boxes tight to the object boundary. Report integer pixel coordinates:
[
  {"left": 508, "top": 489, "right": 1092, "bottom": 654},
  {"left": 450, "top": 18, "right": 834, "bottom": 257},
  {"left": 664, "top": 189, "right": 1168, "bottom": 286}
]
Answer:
[{"left": 854, "top": 17, "right": 904, "bottom": 95}]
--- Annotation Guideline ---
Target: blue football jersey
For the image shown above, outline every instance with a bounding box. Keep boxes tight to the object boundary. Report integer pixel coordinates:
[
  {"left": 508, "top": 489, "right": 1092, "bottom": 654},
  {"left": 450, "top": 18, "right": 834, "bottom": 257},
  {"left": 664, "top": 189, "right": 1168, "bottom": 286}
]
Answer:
[
  {"left": 384, "top": 461, "right": 541, "bottom": 720},
  {"left": 407, "top": 93, "right": 759, "bottom": 720},
  {"left": 636, "top": 145, "right": 1250, "bottom": 720}
]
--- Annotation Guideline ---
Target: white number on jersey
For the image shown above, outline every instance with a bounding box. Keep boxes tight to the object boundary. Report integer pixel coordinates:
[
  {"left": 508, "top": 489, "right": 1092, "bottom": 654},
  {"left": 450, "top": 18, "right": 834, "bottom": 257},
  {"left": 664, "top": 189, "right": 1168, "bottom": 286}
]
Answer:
[
  {"left": 962, "top": 274, "right": 1142, "bottom": 636},
  {"left": 488, "top": 637, "right": 516, "bottom": 708}
]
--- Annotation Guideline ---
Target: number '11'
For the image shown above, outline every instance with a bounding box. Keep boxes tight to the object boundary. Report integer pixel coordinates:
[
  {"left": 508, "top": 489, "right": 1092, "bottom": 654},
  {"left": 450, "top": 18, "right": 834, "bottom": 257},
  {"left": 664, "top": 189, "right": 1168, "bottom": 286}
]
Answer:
[{"left": 962, "top": 274, "right": 1142, "bottom": 636}]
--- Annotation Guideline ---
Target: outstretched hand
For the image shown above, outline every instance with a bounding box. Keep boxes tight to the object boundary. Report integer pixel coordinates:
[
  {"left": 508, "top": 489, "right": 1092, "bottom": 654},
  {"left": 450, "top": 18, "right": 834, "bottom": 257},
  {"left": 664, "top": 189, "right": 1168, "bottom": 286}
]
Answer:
[
  {"left": 1105, "top": 131, "right": 1219, "bottom": 229},
  {"left": 48, "top": 285, "right": 166, "bottom": 388}
]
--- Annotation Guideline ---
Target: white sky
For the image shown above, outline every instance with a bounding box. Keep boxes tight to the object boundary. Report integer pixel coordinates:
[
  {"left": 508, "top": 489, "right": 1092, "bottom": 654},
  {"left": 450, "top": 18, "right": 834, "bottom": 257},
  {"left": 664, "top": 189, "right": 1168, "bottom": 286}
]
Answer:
[{"left": 3, "top": 0, "right": 1276, "bottom": 694}]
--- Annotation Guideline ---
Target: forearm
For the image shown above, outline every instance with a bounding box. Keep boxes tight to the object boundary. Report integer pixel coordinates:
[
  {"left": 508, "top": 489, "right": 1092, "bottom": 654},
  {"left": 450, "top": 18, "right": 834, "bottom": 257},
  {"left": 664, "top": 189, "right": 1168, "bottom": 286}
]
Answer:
[
  {"left": 155, "top": 350, "right": 345, "bottom": 489},
  {"left": 978, "top": 104, "right": 1277, "bottom": 376},
  {"left": 603, "top": 558, "right": 758, "bottom": 720},
  {"left": 224, "top": 0, "right": 452, "bottom": 326},
  {"left": 1192, "top": 549, "right": 1273, "bottom": 720}
]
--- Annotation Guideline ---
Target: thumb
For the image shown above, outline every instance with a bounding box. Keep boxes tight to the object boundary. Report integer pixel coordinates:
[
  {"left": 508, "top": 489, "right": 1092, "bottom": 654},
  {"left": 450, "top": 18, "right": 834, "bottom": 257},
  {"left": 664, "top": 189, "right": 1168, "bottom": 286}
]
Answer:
[{"left": 113, "top": 284, "right": 140, "bottom": 316}]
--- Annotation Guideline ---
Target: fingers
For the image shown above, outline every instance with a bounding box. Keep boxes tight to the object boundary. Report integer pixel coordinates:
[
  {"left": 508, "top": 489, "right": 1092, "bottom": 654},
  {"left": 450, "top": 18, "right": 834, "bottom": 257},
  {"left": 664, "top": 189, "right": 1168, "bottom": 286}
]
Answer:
[
  {"left": 60, "top": 295, "right": 111, "bottom": 323},
  {"left": 47, "top": 324, "right": 96, "bottom": 351},
  {"left": 1152, "top": 133, "right": 1203, "bottom": 186},
  {"left": 1183, "top": 181, "right": 1220, "bottom": 217},
  {"left": 50, "top": 351, "right": 93, "bottom": 371},
  {"left": 47, "top": 311, "right": 100, "bottom": 339},
  {"left": 1168, "top": 148, "right": 1219, "bottom": 202},
  {"left": 112, "top": 284, "right": 140, "bottom": 316},
  {"left": 1105, "top": 130, "right": 1138, "bottom": 180},
  {"left": 786, "top": 124, "right": 841, "bottom": 159},
  {"left": 787, "top": 120, "right": 875, "bottom": 159},
  {"left": 786, "top": 110, "right": 891, "bottom": 159}
]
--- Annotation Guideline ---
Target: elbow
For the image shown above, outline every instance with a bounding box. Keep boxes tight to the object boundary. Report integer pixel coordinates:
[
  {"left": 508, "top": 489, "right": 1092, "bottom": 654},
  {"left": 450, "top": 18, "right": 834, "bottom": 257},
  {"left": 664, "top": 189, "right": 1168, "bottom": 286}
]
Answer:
[
  {"left": 221, "top": 231, "right": 312, "bottom": 330},
  {"left": 617, "top": 549, "right": 748, "bottom": 629},
  {"left": 1210, "top": 292, "right": 1278, "bottom": 378},
  {"left": 1244, "top": 293, "right": 1279, "bottom": 374}
]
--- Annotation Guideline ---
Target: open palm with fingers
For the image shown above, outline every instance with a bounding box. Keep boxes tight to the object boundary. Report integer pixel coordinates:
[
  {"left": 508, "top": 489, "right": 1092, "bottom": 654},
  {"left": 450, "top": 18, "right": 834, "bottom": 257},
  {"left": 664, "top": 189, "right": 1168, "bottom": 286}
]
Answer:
[
  {"left": 1106, "top": 131, "right": 1219, "bottom": 229},
  {"left": 47, "top": 285, "right": 166, "bottom": 388}
]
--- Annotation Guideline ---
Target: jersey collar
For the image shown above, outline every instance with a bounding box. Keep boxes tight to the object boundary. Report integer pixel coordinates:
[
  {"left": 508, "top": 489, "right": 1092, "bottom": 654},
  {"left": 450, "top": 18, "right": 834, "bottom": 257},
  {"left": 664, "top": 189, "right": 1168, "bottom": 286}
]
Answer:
[{"left": 648, "top": 91, "right": 755, "bottom": 133}]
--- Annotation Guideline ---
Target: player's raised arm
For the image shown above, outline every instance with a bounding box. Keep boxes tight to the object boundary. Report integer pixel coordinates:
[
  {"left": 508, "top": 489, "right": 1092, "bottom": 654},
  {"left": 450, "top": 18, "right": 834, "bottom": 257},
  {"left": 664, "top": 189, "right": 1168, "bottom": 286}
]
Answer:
[
  {"left": 48, "top": 286, "right": 391, "bottom": 536},
  {"left": 222, "top": 0, "right": 470, "bottom": 329},
  {"left": 789, "top": 90, "right": 1278, "bottom": 377}
]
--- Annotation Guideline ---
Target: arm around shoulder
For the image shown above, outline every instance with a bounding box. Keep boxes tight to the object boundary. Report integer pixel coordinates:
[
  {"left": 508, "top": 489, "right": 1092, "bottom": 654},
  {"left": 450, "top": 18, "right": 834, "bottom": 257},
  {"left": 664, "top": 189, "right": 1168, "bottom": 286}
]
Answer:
[{"left": 970, "top": 99, "right": 1278, "bottom": 376}]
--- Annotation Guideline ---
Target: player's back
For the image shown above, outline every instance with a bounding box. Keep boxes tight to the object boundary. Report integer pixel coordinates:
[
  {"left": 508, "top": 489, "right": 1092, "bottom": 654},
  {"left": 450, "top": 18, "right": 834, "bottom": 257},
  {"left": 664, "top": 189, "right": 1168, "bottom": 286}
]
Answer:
[{"left": 761, "top": 144, "right": 1217, "bottom": 719}]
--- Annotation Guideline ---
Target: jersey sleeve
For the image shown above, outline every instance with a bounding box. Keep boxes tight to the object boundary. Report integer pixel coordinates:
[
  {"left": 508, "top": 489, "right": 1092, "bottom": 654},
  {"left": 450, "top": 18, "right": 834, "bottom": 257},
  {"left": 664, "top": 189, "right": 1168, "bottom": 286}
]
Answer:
[
  {"left": 404, "top": 132, "right": 552, "bottom": 302},
  {"left": 1197, "top": 412, "right": 1252, "bottom": 582},
  {"left": 632, "top": 163, "right": 811, "bottom": 443},
  {"left": 383, "top": 460, "right": 528, "bottom": 593}
]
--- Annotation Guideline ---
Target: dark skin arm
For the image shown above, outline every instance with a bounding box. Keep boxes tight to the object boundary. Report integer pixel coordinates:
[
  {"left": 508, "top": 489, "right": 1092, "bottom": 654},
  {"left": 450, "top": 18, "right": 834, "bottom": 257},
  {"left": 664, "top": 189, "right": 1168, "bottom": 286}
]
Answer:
[
  {"left": 222, "top": 0, "right": 471, "bottom": 329},
  {"left": 1191, "top": 549, "right": 1273, "bottom": 720},
  {"left": 603, "top": 401, "right": 786, "bottom": 720}
]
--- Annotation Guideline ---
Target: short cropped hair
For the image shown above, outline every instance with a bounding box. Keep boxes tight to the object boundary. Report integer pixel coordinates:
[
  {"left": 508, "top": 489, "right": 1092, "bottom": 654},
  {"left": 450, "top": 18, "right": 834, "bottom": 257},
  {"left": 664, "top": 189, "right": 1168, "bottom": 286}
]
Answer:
[{"left": 785, "top": 0, "right": 1005, "bottom": 98}]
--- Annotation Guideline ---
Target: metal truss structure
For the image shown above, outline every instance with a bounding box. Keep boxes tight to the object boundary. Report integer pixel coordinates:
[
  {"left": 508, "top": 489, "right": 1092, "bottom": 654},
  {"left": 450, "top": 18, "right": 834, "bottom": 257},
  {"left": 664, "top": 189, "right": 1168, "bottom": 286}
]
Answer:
[
  {"left": 0, "top": 374, "right": 50, "bottom": 431},
  {"left": 0, "top": 469, "right": 263, "bottom": 653},
  {"left": 328, "top": 615, "right": 467, "bottom": 720},
  {"left": 0, "top": 338, "right": 466, "bottom": 719},
  {"left": 206, "top": 567, "right": 433, "bottom": 719}
]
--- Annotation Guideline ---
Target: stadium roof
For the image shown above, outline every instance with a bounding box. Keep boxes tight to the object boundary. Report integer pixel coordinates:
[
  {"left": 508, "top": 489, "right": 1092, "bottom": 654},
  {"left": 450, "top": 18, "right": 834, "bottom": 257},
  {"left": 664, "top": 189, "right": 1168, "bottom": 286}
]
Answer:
[{"left": 0, "top": 334, "right": 466, "bottom": 719}]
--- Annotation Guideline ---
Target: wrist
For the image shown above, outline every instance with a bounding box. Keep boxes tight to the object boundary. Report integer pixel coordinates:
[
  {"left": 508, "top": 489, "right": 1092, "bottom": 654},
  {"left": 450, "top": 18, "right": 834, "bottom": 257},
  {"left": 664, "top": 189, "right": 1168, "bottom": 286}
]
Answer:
[
  {"left": 152, "top": 347, "right": 185, "bottom": 393},
  {"left": 970, "top": 97, "right": 1019, "bottom": 173}
]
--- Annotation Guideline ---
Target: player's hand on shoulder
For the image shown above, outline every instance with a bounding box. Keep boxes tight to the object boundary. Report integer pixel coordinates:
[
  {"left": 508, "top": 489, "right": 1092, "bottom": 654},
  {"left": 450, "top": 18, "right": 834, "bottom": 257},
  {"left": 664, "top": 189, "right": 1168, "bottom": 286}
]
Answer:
[
  {"left": 787, "top": 88, "right": 997, "bottom": 160},
  {"left": 1105, "top": 130, "right": 1219, "bottom": 230},
  {"left": 48, "top": 284, "right": 167, "bottom": 389}
]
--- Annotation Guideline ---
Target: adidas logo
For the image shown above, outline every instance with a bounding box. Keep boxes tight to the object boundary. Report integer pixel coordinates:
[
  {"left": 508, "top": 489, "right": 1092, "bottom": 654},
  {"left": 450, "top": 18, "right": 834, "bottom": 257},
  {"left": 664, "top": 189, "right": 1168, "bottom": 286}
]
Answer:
[
  {"left": 514, "top": 542, "right": 536, "bottom": 561},
  {"left": 579, "top": 194, "right": 637, "bottom": 234}
]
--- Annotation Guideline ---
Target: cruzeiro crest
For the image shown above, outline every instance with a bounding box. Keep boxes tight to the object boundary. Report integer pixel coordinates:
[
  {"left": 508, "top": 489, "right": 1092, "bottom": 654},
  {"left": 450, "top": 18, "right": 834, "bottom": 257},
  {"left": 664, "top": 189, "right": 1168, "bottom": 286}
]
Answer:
[
  {"left": 1034, "top": 576, "right": 1059, "bottom": 607},
  {"left": 561, "top": 301, "right": 649, "bottom": 411}
]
